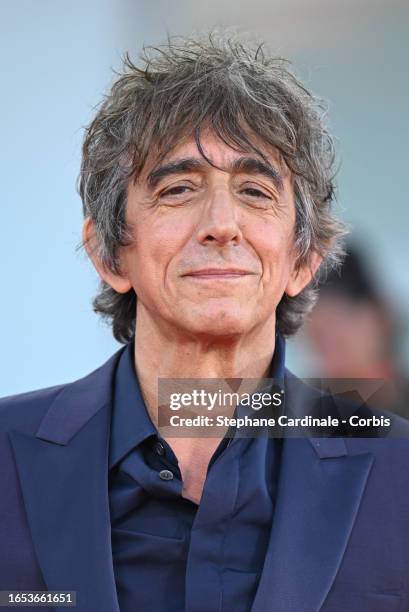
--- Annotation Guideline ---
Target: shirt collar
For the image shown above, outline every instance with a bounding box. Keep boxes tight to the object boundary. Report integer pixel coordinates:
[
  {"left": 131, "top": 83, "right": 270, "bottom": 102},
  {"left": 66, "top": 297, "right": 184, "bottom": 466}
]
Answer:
[
  {"left": 270, "top": 330, "right": 286, "bottom": 382},
  {"left": 109, "top": 340, "right": 156, "bottom": 470},
  {"left": 109, "top": 331, "right": 286, "bottom": 469}
]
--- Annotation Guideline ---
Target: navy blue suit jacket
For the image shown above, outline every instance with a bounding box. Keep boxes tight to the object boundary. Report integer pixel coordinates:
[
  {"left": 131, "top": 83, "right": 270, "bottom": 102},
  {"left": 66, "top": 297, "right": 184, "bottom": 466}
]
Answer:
[{"left": 1, "top": 344, "right": 409, "bottom": 612}]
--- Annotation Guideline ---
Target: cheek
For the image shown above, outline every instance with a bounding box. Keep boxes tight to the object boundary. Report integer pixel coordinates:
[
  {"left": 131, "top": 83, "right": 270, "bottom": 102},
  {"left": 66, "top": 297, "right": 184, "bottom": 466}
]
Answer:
[
  {"left": 124, "top": 216, "right": 192, "bottom": 288},
  {"left": 252, "top": 224, "right": 296, "bottom": 285}
]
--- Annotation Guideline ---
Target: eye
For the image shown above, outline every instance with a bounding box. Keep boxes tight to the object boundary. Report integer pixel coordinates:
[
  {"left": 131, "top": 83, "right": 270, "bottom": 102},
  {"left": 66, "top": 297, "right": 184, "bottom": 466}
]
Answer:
[
  {"left": 239, "top": 183, "right": 276, "bottom": 208},
  {"left": 159, "top": 185, "right": 193, "bottom": 198},
  {"left": 241, "top": 187, "right": 270, "bottom": 199}
]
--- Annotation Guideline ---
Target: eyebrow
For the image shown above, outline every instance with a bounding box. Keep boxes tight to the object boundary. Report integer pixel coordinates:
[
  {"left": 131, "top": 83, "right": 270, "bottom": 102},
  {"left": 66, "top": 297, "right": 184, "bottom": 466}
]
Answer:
[
  {"left": 147, "top": 158, "right": 204, "bottom": 188},
  {"left": 147, "top": 155, "right": 284, "bottom": 192},
  {"left": 233, "top": 157, "right": 284, "bottom": 192}
]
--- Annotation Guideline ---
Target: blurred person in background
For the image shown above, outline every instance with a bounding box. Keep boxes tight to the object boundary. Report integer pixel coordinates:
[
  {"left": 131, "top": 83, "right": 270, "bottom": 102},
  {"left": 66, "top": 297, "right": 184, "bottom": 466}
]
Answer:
[{"left": 305, "top": 243, "right": 409, "bottom": 417}]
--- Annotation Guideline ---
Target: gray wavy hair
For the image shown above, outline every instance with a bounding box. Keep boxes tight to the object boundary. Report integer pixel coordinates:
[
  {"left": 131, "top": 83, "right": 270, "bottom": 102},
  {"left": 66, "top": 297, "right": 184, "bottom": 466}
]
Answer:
[{"left": 78, "top": 32, "right": 348, "bottom": 344}]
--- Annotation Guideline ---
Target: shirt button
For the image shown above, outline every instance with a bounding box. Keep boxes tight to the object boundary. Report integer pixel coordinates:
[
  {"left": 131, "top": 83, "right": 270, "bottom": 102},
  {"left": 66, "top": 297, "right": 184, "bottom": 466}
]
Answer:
[
  {"left": 153, "top": 440, "right": 165, "bottom": 456},
  {"left": 159, "top": 469, "right": 174, "bottom": 481}
]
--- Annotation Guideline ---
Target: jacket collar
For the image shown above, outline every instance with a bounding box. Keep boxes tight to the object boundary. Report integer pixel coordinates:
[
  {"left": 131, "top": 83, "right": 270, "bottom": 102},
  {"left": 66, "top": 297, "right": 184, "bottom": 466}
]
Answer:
[
  {"left": 251, "top": 368, "right": 373, "bottom": 611},
  {"left": 35, "top": 345, "right": 126, "bottom": 445}
]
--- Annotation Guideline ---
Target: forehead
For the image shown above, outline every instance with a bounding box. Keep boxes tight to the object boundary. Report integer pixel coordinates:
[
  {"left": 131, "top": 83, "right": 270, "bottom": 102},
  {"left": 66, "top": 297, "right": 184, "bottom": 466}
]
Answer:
[{"left": 139, "top": 129, "right": 290, "bottom": 180}]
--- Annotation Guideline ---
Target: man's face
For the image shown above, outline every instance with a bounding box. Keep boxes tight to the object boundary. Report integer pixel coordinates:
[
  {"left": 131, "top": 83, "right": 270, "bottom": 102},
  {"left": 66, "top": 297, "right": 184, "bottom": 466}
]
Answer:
[{"left": 103, "top": 132, "right": 314, "bottom": 338}]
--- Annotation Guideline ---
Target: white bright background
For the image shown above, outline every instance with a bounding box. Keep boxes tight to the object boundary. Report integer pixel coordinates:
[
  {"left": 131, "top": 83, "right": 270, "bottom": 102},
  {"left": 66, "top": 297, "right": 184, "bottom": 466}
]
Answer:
[{"left": 1, "top": 0, "right": 408, "bottom": 395}]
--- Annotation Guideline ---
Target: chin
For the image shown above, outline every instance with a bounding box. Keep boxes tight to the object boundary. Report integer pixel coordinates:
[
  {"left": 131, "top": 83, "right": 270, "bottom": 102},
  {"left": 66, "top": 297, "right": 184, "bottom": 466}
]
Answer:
[{"left": 181, "top": 306, "right": 254, "bottom": 338}]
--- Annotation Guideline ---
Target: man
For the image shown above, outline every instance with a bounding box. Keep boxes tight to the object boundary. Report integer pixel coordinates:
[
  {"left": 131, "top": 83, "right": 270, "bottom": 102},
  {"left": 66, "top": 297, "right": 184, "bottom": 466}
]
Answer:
[{"left": 1, "top": 34, "right": 408, "bottom": 612}]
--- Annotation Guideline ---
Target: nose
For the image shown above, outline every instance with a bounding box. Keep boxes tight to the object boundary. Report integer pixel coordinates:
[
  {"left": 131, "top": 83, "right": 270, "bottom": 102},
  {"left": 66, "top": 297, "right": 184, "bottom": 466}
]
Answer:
[{"left": 196, "top": 187, "right": 243, "bottom": 246}]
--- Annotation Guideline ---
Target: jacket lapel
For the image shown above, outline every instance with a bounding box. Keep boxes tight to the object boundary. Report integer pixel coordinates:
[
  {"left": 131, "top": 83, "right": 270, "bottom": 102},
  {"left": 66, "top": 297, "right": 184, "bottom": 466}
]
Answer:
[
  {"left": 252, "top": 374, "right": 375, "bottom": 612},
  {"left": 8, "top": 346, "right": 126, "bottom": 612}
]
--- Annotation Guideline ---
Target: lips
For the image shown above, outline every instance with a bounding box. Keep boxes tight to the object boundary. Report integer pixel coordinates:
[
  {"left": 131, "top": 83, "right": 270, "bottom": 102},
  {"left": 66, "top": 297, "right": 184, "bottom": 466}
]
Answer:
[{"left": 182, "top": 268, "right": 255, "bottom": 278}]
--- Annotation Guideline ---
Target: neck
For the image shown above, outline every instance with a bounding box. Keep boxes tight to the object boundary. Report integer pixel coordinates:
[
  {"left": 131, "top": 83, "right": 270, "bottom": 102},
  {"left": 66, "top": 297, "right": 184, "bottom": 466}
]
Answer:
[{"left": 133, "top": 305, "right": 277, "bottom": 423}]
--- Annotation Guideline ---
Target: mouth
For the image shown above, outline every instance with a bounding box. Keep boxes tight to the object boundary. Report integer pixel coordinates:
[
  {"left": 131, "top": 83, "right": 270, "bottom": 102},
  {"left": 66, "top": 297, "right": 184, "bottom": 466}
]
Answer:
[{"left": 182, "top": 268, "right": 256, "bottom": 280}]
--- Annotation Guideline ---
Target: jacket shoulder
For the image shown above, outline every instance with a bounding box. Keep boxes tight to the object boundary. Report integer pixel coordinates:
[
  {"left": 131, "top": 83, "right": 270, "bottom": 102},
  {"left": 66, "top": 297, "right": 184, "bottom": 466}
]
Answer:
[
  {"left": 0, "top": 383, "right": 67, "bottom": 434},
  {"left": 284, "top": 367, "right": 409, "bottom": 454},
  {"left": 0, "top": 344, "right": 126, "bottom": 435}
]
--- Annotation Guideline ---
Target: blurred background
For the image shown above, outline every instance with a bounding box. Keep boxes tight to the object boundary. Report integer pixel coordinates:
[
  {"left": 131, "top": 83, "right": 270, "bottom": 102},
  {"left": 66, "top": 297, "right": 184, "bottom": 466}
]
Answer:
[{"left": 1, "top": 0, "right": 408, "bottom": 396}]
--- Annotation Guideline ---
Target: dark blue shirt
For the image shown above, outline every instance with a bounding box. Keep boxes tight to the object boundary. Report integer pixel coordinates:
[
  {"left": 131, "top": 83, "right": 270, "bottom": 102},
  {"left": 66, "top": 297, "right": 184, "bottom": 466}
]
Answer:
[{"left": 108, "top": 334, "right": 285, "bottom": 612}]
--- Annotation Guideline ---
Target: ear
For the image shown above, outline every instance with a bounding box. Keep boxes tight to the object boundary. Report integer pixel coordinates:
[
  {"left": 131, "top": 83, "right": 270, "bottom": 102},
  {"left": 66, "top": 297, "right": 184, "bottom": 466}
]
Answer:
[
  {"left": 285, "top": 250, "right": 323, "bottom": 297},
  {"left": 82, "top": 217, "right": 132, "bottom": 293}
]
